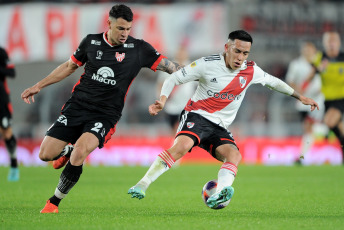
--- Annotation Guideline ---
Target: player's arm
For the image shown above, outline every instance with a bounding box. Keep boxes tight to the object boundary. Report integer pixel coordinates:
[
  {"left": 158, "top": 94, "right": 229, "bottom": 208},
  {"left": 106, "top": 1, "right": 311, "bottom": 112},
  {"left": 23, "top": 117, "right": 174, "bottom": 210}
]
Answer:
[
  {"left": 21, "top": 59, "right": 78, "bottom": 104},
  {"left": 265, "top": 75, "right": 319, "bottom": 111},
  {"left": 149, "top": 74, "right": 177, "bottom": 116},
  {"left": 156, "top": 58, "right": 183, "bottom": 74}
]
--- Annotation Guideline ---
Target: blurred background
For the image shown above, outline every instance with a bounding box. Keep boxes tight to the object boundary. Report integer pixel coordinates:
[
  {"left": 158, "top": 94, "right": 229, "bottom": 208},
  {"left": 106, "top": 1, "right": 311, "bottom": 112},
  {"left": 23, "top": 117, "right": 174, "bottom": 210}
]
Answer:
[{"left": 0, "top": 0, "right": 343, "bottom": 166}]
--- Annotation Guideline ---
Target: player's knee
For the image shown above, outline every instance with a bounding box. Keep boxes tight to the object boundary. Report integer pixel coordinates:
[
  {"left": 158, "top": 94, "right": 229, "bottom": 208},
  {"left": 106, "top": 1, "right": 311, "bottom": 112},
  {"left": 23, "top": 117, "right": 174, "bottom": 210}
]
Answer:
[
  {"left": 227, "top": 149, "right": 242, "bottom": 165},
  {"left": 70, "top": 145, "right": 88, "bottom": 164},
  {"left": 39, "top": 148, "right": 52, "bottom": 161}
]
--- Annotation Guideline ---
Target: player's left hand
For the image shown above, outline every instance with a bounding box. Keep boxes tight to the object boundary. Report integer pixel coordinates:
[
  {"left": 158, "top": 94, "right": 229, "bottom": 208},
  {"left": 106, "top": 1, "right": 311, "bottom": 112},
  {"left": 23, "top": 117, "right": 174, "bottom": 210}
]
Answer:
[
  {"left": 148, "top": 100, "right": 164, "bottom": 116},
  {"left": 300, "top": 95, "right": 319, "bottom": 111}
]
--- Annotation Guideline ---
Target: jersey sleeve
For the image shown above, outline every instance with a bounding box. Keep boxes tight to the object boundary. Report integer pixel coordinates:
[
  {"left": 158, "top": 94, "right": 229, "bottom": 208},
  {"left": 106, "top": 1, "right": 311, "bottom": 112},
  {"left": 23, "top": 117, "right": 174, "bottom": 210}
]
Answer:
[
  {"left": 70, "top": 35, "right": 89, "bottom": 67},
  {"left": 173, "top": 58, "right": 204, "bottom": 84},
  {"left": 139, "top": 40, "right": 165, "bottom": 71},
  {"left": 253, "top": 65, "right": 294, "bottom": 95},
  {"left": 250, "top": 65, "right": 271, "bottom": 86},
  {"left": 160, "top": 58, "right": 203, "bottom": 98}
]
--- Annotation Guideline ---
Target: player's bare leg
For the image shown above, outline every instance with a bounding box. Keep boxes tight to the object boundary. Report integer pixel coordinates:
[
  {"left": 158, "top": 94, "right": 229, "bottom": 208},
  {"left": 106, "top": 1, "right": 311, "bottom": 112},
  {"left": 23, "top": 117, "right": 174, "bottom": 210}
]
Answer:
[
  {"left": 128, "top": 135, "right": 193, "bottom": 199},
  {"left": 39, "top": 136, "right": 69, "bottom": 162}
]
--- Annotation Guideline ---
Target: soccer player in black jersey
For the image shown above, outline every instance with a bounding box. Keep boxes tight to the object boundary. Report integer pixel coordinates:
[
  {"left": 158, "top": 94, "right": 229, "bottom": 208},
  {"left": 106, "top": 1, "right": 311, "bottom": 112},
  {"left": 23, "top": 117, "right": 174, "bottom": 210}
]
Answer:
[
  {"left": 303, "top": 31, "right": 344, "bottom": 164},
  {"left": 21, "top": 4, "right": 182, "bottom": 213},
  {"left": 0, "top": 47, "right": 19, "bottom": 182}
]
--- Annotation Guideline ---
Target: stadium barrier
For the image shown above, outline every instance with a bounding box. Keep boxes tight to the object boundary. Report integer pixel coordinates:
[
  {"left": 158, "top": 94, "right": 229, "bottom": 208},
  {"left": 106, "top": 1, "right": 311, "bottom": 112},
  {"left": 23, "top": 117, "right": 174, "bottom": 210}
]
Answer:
[{"left": 0, "top": 137, "right": 342, "bottom": 166}]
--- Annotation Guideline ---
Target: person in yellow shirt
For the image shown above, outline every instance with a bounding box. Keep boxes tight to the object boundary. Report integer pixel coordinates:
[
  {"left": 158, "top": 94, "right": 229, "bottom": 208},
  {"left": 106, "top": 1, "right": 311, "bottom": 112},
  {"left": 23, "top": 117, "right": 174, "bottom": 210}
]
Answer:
[{"left": 303, "top": 31, "right": 344, "bottom": 164}]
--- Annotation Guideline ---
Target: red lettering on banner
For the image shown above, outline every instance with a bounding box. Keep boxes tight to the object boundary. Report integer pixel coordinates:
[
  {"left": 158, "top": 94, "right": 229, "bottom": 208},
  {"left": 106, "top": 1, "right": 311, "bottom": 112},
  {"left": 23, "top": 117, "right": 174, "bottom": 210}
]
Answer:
[
  {"left": 144, "top": 14, "right": 164, "bottom": 52},
  {"left": 46, "top": 9, "right": 65, "bottom": 60},
  {"left": 7, "top": 7, "right": 28, "bottom": 60}
]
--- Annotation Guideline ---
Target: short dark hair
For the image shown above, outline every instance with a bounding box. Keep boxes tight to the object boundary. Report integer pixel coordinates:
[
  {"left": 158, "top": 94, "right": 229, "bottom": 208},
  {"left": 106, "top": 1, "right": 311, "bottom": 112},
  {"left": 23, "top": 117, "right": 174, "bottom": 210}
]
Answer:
[
  {"left": 228, "top": 30, "right": 253, "bottom": 44},
  {"left": 109, "top": 4, "right": 133, "bottom": 22}
]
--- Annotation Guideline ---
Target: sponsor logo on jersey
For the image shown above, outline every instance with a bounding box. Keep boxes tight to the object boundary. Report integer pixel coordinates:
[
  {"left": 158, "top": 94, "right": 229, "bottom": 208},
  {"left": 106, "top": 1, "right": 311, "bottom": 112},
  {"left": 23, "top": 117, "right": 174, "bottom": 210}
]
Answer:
[
  {"left": 57, "top": 115, "right": 67, "bottom": 126},
  {"left": 210, "top": 78, "right": 218, "bottom": 83},
  {"left": 91, "top": 40, "right": 101, "bottom": 45},
  {"left": 187, "top": 122, "right": 195, "bottom": 128},
  {"left": 191, "top": 62, "right": 196, "bottom": 67},
  {"left": 96, "top": 50, "right": 103, "bottom": 60},
  {"left": 123, "top": 43, "right": 134, "bottom": 48},
  {"left": 115, "top": 52, "right": 125, "bottom": 62},
  {"left": 92, "top": 67, "right": 117, "bottom": 85},
  {"left": 239, "top": 76, "right": 247, "bottom": 88},
  {"left": 207, "top": 90, "right": 241, "bottom": 101}
]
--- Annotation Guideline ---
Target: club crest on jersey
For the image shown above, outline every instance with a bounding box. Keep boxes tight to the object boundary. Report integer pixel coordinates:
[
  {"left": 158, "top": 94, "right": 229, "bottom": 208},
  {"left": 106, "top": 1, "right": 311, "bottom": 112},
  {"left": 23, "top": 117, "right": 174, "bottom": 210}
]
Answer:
[
  {"left": 96, "top": 50, "right": 103, "bottom": 60},
  {"left": 116, "top": 52, "right": 125, "bottom": 62},
  {"left": 187, "top": 122, "right": 195, "bottom": 128},
  {"left": 239, "top": 76, "right": 247, "bottom": 88}
]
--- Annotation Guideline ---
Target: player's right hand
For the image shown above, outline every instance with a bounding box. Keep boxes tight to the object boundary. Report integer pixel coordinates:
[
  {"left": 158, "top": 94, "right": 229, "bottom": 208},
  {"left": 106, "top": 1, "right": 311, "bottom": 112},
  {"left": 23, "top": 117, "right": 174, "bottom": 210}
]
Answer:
[
  {"left": 21, "top": 85, "right": 40, "bottom": 104},
  {"left": 148, "top": 100, "right": 164, "bottom": 116}
]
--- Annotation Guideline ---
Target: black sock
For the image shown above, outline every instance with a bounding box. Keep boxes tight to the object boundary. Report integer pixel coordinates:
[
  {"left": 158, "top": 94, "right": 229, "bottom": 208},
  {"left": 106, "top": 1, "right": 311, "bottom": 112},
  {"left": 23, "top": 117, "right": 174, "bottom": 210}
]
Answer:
[
  {"left": 10, "top": 158, "right": 18, "bottom": 168},
  {"left": 56, "top": 161, "right": 83, "bottom": 197},
  {"left": 5, "top": 136, "right": 17, "bottom": 167},
  {"left": 49, "top": 195, "right": 61, "bottom": 206},
  {"left": 331, "top": 127, "right": 344, "bottom": 164}
]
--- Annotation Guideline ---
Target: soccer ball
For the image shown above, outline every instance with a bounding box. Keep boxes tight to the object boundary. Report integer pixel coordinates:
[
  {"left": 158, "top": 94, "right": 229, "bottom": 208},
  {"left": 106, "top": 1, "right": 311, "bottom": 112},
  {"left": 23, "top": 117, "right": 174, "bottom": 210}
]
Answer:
[{"left": 201, "top": 179, "right": 230, "bottom": 209}]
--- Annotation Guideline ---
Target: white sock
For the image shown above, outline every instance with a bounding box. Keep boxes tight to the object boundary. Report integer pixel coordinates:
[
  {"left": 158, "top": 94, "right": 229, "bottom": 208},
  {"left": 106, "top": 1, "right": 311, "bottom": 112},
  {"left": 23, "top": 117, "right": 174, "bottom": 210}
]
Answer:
[
  {"left": 54, "top": 188, "right": 67, "bottom": 199},
  {"left": 137, "top": 150, "right": 175, "bottom": 191},
  {"left": 216, "top": 162, "right": 237, "bottom": 192},
  {"left": 300, "top": 133, "right": 314, "bottom": 157}
]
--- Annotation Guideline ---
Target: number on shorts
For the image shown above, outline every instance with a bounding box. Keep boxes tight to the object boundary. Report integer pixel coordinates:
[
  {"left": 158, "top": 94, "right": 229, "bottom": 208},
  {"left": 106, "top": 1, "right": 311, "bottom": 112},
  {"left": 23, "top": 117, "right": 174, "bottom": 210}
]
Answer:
[{"left": 91, "top": 122, "right": 103, "bottom": 133}]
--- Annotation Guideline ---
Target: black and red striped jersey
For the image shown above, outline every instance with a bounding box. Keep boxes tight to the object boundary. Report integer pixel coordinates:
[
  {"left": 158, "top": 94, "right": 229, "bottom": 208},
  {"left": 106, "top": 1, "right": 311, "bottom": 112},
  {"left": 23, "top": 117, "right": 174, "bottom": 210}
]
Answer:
[{"left": 65, "top": 32, "right": 164, "bottom": 122}]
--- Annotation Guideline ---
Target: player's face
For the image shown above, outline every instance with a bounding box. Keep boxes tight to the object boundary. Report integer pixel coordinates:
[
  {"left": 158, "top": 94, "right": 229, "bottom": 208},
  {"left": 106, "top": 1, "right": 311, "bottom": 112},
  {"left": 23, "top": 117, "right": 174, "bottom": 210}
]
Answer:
[
  {"left": 323, "top": 32, "right": 341, "bottom": 58},
  {"left": 107, "top": 17, "right": 132, "bottom": 45},
  {"left": 224, "top": 39, "right": 251, "bottom": 70}
]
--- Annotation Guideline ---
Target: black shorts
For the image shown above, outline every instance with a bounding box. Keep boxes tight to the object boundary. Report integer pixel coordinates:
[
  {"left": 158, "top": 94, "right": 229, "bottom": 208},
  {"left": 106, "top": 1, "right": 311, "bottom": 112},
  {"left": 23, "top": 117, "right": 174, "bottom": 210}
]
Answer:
[
  {"left": 0, "top": 101, "right": 12, "bottom": 129},
  {"left": 325, "top": 99, "right": 344, "bottom": 115},
  {"left": 176, "top": 111, "right": 238, "bottom": 158},
  {"left": 46, "top": 110, "right": 117, "bottom": 149}
]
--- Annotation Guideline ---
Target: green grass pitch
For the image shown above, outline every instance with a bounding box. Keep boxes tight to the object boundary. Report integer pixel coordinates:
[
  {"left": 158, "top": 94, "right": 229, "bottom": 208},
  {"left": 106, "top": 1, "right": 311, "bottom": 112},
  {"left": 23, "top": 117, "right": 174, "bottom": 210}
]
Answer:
[{"left": 0, "top": 165, "right": 343, "bottom": 230}]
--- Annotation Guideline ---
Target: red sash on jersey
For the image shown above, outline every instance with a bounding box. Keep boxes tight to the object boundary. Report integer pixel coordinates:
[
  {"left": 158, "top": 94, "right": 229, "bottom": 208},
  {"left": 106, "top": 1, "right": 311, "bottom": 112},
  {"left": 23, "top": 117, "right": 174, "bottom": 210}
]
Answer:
[{"left": 184, "top": 65, "right": 254, "bottom": 113}]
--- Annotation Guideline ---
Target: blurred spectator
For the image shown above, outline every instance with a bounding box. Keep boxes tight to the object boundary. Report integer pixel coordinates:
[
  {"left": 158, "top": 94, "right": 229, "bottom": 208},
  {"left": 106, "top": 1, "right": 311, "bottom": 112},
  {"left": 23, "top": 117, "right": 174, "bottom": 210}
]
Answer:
[
  {"left": 0, "top": 47, "right": 19, "bottom": 181},
  {"left": 304, "top": 31, "right": 344, "bottom": 164},
  {"left": 285, "top": 41, "right": 325, "bottom": 163}
]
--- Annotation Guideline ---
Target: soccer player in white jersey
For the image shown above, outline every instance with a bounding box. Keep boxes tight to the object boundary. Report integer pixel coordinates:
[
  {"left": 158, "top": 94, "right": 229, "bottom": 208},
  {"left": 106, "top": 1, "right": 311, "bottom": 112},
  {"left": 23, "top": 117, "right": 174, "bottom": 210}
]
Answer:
[
  {"left": 285, "top": 42, "right": 325, "bottom": 163},
  {"left": 128, "top": 30, "right": 319, "bottom": 208}
]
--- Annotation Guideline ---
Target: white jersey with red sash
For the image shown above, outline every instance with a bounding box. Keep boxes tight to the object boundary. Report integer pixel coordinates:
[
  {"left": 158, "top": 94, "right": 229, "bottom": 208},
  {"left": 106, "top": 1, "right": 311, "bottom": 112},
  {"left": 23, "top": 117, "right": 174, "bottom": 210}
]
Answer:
[{"left": 170, "top": 53, "right": 275, "bottom": 129}]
